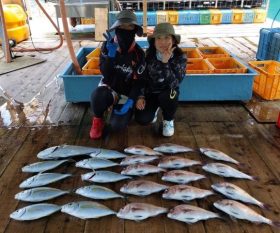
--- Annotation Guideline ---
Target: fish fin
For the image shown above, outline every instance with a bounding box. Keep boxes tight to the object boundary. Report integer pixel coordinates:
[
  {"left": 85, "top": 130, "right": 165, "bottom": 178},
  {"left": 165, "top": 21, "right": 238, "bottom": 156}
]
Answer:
[
  {"left": 261, "top": 203, "right": 272, "bottom": 210},
  {"left": 229, "top": 215, "right": 238, "bottom": 223},
  {"left": 272, "top": 221, "right": 280, "bottom": 228},
  {"left": 237, "top": 162, "right": 246, "bottom": 169}
]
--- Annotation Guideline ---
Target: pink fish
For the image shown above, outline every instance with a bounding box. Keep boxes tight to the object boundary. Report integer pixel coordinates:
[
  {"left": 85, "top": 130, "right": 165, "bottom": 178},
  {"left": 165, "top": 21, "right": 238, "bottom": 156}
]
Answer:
[
  {"left": 162, "top": 170, "right": 205, "bottom": 184},
  {"left": 120, "top": 155, "right": 159, "bottom": 166},
  {"left": 124, "top": 145, "right": 162, "bottom": 156},
  {"left": 158, "top": 156, "right": 201, "bottom": 169},
  {"left": 121, "top": 164, "right": 166, "bottom": 176}
]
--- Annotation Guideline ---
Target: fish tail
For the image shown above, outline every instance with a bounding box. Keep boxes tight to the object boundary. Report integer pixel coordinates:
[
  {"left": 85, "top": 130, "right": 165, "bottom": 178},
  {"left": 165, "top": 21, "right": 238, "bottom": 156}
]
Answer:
[
  {"left": 251, "top": 176, "right": 259, "bottom": 181},
  {"left": 272, "top": 221, "right": 280, "bottom": 228},
  {"left": 237, "top": 162, "right": 246, "bottom": 168}
]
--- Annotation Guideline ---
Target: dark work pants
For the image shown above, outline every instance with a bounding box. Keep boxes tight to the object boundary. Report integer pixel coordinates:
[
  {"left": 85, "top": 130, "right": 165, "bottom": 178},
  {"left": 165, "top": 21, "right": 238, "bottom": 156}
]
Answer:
[
  {"left": 90, "top": 86, "right": 133, "bottom": 132},
  {"left": 135, "top": 89, "right": 179, "bottom": 125}
]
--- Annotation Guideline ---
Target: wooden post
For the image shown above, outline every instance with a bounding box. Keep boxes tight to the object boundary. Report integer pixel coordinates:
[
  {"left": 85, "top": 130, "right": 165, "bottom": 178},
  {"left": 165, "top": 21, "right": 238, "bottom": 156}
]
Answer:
[
  {"left": 95, "top": 8, "right": 108, "bottom": 41},
  {"left": 143, "top": 0, "right": 147, "bottom": 35},
  {"left": 0, "top": 0, "right": 12, "bottom": 63}
]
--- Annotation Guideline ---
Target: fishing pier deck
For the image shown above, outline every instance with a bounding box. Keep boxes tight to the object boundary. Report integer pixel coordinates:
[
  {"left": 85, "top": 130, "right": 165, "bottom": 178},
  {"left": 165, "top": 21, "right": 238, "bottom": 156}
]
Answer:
[{"left": 0, "top": 23, "right": 280, "bottom": 233}]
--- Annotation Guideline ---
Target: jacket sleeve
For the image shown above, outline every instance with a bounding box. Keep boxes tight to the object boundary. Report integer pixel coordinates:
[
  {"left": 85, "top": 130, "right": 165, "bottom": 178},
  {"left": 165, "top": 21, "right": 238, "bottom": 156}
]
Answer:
[
  {"left": 170, "top": 53, "right": 187, "bottom": 88},
  {"left": 99, "top": 41, "right": 115, "bottom": 85}
]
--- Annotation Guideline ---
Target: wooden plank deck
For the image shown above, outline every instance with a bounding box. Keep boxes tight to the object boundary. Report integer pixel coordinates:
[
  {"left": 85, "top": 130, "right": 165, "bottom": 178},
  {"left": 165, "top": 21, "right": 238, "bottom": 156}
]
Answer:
[{"left": 0, "top": 23, "right": 280, "bottom": 233}]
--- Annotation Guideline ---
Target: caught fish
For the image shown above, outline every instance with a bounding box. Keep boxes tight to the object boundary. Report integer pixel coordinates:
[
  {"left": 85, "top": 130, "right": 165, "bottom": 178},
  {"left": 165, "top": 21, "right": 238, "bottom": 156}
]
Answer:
[
  {"left": 120, "top": 155, "right": 159, "bottom": 166},
  {"left": 75, "top": 158, "right": 118, "bottom": 170},
  {"left": 153, "top": 143, "right": 194, "bottom": 154},
  {"left": 124, "top": 145, "right": 162, "bottom": 156},
  {"left": 167, "top": 204, "right": 220, "bottom": 223},
  {"left": 200, "top": 147, "right": 240, "bottom": 165},
  {"left": 61, "top": 201, "right": 116, "bottom": 219},
  {"left": 117, "top": 203, "right": 167, "bottom": 221},
  {"left": 75, "top": 185, "right": 124, "bottom": 200},
  {"left": 202, "top": 163, "right": 254, "bottom": 180},
  {"left": 121, "top": 164, "right": 166, "bottom": 176},
  {"left": 162, "top": 170, "right": 205, "bottom": 184},
  {"left": 162, "top": 185, "right": 214, "bottom": 201},
  {"left": 211, "top": 182, "right": 269, "bottom": 209},
  {"left": 81, "top": 170, "right": 131, "bottom": 183},
  {"left": 120, "top": 180, "right": 168, "bottom": 196},
  {"left": 22, "top": 159, "right": 71, "bottom": 173},
  {"left": 15, "top": 187, "right": 69, "bottom": 202},
  {"left": 19, "top": 173, "right": 72, "bottom": 188},
  {"left": 214, "top": 199, "right": 280, "bottom": 226},
  {"left": 37, "top": 145, "right": 99, "bottom": 160},
  {"left": 158, "top": 156, "right": 201, "bottom": 169},
  {"left": 90, "top": 149, "right": 127, "bottom": 159},
  {"left": 10, "top": 203, "right": 61, "bottom": 221}
]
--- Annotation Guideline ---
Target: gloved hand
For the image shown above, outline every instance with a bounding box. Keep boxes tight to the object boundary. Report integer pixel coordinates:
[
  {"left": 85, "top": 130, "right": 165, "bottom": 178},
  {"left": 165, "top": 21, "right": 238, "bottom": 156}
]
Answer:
[
  {"left": 114, "top": 99, "right": 134, "bottom": 115},
  {"left": 103, "top": 30, "right": 118, "bottom": 58}
]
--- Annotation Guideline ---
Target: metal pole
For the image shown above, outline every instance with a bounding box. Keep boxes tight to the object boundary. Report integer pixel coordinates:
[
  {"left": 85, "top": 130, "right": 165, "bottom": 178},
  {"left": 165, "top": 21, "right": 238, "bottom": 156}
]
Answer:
[
  {"left": 143, "top": 0, "right": 147, "bottom": 35},
  {"left": 0, "top": 0, "right": 12, "bottom": 63}
]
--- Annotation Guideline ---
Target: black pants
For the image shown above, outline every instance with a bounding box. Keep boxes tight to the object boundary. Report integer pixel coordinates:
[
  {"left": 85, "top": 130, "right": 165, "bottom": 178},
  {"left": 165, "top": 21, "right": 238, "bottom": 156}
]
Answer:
[
  {"left": 135, "top": 89, "right": 179, "bottom": 125},
  {"left": 90, "top": 86, "right": 133, "bottom": 131}
]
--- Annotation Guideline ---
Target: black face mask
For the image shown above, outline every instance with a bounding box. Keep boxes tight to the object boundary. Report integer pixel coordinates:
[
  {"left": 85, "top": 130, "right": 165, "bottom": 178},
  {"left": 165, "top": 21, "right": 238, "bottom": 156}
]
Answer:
[{"left": 115, "top": 28, "right": 136, "bottom": 53}]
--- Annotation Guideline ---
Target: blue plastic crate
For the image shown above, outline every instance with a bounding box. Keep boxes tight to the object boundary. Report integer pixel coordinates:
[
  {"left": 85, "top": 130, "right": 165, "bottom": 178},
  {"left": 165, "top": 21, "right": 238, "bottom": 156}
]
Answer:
[
  {"left": 60, "top": 45, "right": 257, "bottom": 102},
  {"left": 268, "top": 33, "right": 280, "bottom": 61},
  {"left": 256, "top": 28, "right": 280, "bottom": 60},
  {"left": 221, "top": 9, "right": 232, "bottom": 24},
  {"left": 108, "top": 11, "right": 119, "bottom": 28},
  {"left": 178, "top": 10, "right": 200, "bottom": 25},
  {"left": 135, "top": 12, "right": 143, "bottom": 25},
  {"left": 243, "top": 9, "right": 254, "bottom": 23},
  {"left": 147, "top": 12, "right": 157, "bottom": 26}
]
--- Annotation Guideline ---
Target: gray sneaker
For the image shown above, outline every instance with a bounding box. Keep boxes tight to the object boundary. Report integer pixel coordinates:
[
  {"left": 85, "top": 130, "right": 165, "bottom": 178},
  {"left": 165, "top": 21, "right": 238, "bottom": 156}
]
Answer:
[{"left": 162, "top": 120, "right": 174, "bottom": 137}]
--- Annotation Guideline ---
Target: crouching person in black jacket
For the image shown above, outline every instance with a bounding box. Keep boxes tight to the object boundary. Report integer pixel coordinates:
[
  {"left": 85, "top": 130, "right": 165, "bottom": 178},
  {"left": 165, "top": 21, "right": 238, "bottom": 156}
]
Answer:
[
  {"left": 89, "top": 10, "right": 146, "bottom": 139},
  {"left": 135, "top": 23, "right": 187, "bottom": 137}
]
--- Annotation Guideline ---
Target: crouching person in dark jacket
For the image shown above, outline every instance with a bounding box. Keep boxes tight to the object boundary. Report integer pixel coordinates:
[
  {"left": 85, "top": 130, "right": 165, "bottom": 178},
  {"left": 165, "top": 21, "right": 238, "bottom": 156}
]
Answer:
[
  {"left": 135, "top": 22, "right": 186, "bottom": 137},
  {"left": 89, "top": 10, "right": 146, "bottom": 139}
]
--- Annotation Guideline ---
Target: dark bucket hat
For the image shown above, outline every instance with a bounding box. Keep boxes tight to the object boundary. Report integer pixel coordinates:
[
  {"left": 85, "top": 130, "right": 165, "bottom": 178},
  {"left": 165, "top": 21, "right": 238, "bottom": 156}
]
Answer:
[
  {"left": 109, "top": 10, "right": 143, "bottom": 37},
  {"left": 148, "top": 22, "right": 180, "bottom": 44}
]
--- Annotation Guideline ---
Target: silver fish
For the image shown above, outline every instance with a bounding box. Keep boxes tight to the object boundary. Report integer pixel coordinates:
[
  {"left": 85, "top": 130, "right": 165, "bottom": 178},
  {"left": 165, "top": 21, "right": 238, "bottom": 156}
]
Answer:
[
  {"left": 214, "top": 199, "right": 280, "bottom": 226},
  {"left": 162, "top": 170, "right": 206, "bottom": 184},
  {"left": 75, "top": 158, "right": 118, "bottom": 170},
  {"left": 121, "top": 164, "right": 166, "bottom": 176},
  {"left": 75, "top": 185, "right": 124, "bottom": 200},
  {"left": 124, "top": 145, "right": 162, "bottom": 156},
  {"left": 117, "top": 203, "right": 167, "bottom": 221},
  {"left": 10, "top": 203, "right": 61, "bottom": 221},
  {"left": 200, "top": 147, "right": 240, "bottom": 165},
  {"left": 22, "top": 160, "right": 71, "bottom": 173},
  {"left": 15, "top": 187, "right": 69, "bottom": 202},
  {"left": 158, "top": 156, "right": 201, "bottom": 169},
  {"left": 61, "top": 201, "right": 116, "bottom": 219},
  {"left": 153, "top": 143, "right": 194, "bottom": 154},
  {"left": 19, "top": 173, "right": 72, "bottom": 188},
  {"left": 167, "top": 204, "right": 220, "bottom": 223},
  {"left": 202, "top": 163, "right": 254, "bottom": 180},
  {"left": 162, "top": 185, "right": 214, "bottom": 201},
  {"left": 120, "top": 155, "right": 159, "bottom": 166},
  {"left": 81, "top": 170, "right": 131, "bottom": 183},
  {"left": 211, "top": 182, "right": 269, "bottom": 209},
  {"left": 37, "top": 145, "right": 99, "bottom": 160},
  {"left": 90, "top": 149, "right": 127, "bottom": 159},
  {"left": 120, "top": 180, "right": 168, "bottom": 196}
]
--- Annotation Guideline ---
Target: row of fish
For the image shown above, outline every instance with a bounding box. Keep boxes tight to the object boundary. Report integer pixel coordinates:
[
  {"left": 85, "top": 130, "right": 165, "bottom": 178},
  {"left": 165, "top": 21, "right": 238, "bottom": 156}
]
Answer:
[
  {"left": 36, "top": 144, "right": 241, "bottom": 166},
  {"left": 10, "top": 200, "right": 280, "bottom": 227}
]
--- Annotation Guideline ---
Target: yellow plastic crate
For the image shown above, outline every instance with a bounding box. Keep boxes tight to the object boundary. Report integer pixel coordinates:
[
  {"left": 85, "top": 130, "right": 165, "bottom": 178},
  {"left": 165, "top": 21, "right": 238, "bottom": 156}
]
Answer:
[
  {"left": 198, "top": 46, "right": 230, "bottom": 58},
  {"left": 167, "top": 11, "right": 179, "bottom": 25},
  {"left": 253, "top": 9, "right": 266, "bottom": 23},
  {"left": 86, "top": 47, "right": 101, "bottom": 61},
  {"left": 156, "top": 11, "right": 168, "bottom": 24},
  {"left": 232, "top": 9, "right": 244, "bottom": 24},
  {"left": 207, "top": 57, "right": 248, "bottom": 74},
  {"left": 248, "top": 60, "right": 280, "bottom": 100},
  {"left": 182, "top": 48, "right": 203, "bottom": 59},
  {"left": 186, "top": 59, "right": 214, "bottom": 74},
  {"left": 81, "top": 18, "right": 95, "bottom": 24},
  {"left": 209, "top": 9, "right": 222, "bottom": 24},
  {"left": 82, "top": 57, "right": 101, "bottom": 75}
]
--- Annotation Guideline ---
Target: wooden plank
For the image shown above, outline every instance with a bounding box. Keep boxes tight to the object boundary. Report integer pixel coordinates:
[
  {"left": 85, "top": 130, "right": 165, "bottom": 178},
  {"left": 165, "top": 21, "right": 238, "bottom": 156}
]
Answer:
[{"left": 95, "top": 8, "right": 108, "bottom": 42}]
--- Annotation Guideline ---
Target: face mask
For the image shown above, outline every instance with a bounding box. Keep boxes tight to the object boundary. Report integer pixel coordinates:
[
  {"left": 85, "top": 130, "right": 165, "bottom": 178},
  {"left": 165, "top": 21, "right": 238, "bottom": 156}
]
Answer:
[{"left": 115, "top": 28, "right": 136, "bottom": 53}]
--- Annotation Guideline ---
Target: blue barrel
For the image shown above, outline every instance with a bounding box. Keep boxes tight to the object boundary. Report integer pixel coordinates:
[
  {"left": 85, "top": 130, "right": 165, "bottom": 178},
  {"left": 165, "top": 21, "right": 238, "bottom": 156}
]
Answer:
[
  {"left": 221, "top": 9, "right": 232, "bottom": 24},
  {"left": 269, "top": 33, "right": 280, "bottom": 61}
]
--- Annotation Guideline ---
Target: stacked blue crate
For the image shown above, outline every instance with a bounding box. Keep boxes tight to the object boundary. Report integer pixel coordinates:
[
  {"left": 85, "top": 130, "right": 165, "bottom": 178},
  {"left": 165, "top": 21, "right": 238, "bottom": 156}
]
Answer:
[
  {"left": 108, "top": 11, "right": 119, "bottom": 28},
  {"left": 147, "top": 12, "right": 157, "bottom": 26},
  {"left": 178, "top": 10, "right": 200, "bottom": 25},
  {"left": 243, "top": 9, "right": 254, "bottom": 23},
  {"left": 221, "top": 9, "right": 232, "bottom": 24},
  {"left": 135, "top": 12, "right": 143, "bottom": 25},
  {"left": 256, "top": 28, "right": 280, "bottom": 60}
]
